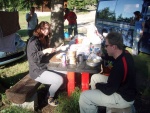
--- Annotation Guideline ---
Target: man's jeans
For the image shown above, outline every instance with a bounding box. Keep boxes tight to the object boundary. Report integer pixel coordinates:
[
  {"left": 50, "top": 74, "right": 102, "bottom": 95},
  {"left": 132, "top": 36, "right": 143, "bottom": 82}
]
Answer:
[
  {"left": 79, "top": 74, "right": 134, "bottom": 113},
  {"left": 68, "top": 24, "right": 78, "bottom": 36}
]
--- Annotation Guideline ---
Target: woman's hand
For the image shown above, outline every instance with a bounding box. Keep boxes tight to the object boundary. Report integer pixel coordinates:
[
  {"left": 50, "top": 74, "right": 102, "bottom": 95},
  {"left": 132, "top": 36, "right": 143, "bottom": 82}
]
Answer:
[{"left": 42, "top": 48, "right": 56, "bottom": 54}]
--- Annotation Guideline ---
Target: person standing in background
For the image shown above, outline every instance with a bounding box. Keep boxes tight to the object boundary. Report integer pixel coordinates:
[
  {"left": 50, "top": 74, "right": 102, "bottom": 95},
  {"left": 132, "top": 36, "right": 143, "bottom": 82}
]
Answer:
[
  {"left": 26, "top": 7, "right": 38, "bottom": 38},
  {"left": 132, "top": 11, "right": 145, "bottom": 55},
  {"left": 64, "top": 8, "right": 78, "bottom": 36}
]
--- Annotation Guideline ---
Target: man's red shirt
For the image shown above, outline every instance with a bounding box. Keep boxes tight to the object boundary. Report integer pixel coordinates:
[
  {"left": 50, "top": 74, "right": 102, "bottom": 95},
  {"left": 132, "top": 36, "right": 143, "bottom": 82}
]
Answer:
[{"left": 64, "top": 11, "right": 77, "bottom": 25}]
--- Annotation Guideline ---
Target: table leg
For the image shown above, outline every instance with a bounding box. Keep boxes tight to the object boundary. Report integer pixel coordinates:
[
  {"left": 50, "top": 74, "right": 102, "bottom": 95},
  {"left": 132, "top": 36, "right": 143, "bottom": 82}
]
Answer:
[
  {"left": 67, "top": 72, "right": 75, "bottom": 96},
  {"left": 81, "top": 72, "right": 89, "bottom": 91}
]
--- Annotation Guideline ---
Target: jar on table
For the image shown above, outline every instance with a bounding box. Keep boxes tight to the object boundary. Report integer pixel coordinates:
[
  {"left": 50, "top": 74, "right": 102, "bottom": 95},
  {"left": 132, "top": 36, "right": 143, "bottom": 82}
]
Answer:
[{"left": 67, "top": 50, "right": 76, "bottom": 65}]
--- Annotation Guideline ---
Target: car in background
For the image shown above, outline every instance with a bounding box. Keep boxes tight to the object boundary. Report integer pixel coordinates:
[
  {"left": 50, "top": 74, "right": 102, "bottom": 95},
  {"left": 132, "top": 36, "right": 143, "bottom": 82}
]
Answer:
[
  {"left": 95, "top": 0, "right": 150, "bottom": 54},
  {"left": 0, "top": 33, "right": 26, "bottom": 66}
]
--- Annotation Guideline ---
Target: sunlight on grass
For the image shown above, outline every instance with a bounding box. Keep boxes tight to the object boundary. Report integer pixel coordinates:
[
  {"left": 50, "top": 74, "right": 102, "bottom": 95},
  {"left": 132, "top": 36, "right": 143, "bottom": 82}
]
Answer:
[
  {"left": 0, "top": 10, "right": 150, "bottom": 113},
  {"left": 38, "top": 16, "right": 51, "bottom": 23},
  {"left": 0, "top": 59, "right": 28, "bottom": 77},
  {"left": 18, "top": 11, "right": 51, "bottom": 42},
  {"left": 19, "top": 11, "right": 51, "bottom": 30},
  {"left": 0, "top": 106, "right": 33, "bottom": 113},
  {"left": 55, "top": 87, "right": 81, "bottom": 113},
  {"left": 126, "top": 47, "right": 150, "bottom": 78},
  {"left": 0, "top": 58, "right": 29, "bottom": 86}
]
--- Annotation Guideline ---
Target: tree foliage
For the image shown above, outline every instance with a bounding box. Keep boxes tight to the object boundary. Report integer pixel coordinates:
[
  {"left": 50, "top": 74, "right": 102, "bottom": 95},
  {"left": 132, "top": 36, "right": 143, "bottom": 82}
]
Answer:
[
  {"left": 0, "top": 0, "right": 30, "bottom": 11},
  {"left": 67, "top": 0, "right": 97, "bottom": 10},
  {"left": 0, "top": 0, "right": 98, "bottom": 11},
  {"left": 0, "top": 0, "right": 50, "bottom": 11},
  {"left": 0, "top": 0, "right": 11, "bottom": 10},
  {"left": 97, "top": 7, "right": 116, "bottom": 21}
]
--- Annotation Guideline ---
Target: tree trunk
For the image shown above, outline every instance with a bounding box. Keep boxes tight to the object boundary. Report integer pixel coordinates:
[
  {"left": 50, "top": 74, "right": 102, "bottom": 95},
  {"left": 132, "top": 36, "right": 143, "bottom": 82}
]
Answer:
[{"left": 50, "top": 0, "right": 64, "bottom": 47}]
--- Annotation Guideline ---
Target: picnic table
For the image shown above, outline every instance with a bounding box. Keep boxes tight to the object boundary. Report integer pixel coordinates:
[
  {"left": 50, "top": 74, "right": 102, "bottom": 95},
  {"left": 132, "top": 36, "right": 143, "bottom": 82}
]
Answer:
[{"left": 47, "top": 53, "right": 101, "bottom": 96}]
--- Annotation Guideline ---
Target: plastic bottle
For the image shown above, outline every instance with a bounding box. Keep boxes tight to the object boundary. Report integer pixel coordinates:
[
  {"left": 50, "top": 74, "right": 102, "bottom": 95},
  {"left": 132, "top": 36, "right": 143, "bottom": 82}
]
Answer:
[{"left": 61, "top": 54, "right": 66, "bottom": 66}]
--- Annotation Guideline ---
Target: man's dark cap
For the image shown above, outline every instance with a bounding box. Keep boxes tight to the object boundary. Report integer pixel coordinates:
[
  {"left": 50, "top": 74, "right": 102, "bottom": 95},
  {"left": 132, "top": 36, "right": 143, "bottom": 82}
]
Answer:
[{"left": 134, "top": 11, "right": 140, "bottom": 15}]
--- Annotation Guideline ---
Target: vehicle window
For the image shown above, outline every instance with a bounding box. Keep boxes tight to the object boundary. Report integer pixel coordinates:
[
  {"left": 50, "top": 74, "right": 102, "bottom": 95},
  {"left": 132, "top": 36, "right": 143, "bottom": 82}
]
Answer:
[
  {"left": 96, "top": 0, "right": 143, "bottom": 23},
  {"left": 97, "top": 0, "right": 116, "bottom": 21}
]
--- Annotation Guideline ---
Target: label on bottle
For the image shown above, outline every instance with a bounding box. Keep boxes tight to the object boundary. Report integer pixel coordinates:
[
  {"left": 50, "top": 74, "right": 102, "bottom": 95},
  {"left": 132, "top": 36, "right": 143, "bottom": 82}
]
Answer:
[{"left": 61, "top": 54, "right": 66, "bottom": 66}]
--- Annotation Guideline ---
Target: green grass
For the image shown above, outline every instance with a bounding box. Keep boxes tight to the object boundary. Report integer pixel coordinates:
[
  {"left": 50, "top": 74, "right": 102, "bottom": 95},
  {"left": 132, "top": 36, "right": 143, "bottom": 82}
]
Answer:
[
  {"left": 55, "top": 87, "right": 81, "bottom": 113},
  {"left": 17, "top": 11, "right": 51, "bottom": 42},
  {"left": 0, "top": 11, "right": 79, "bottom": 113},
  {"left": 0, "top": 106, "right": 33, "bottom": 113},
  {"left": 0, "top": 58, "right": 29, "bottom": 88},
  {"left": 0, "top": 11, "right": 150, "bottom": 113},
  {"left": 126, "top": 47, "right": 150, "bottom": 78}
]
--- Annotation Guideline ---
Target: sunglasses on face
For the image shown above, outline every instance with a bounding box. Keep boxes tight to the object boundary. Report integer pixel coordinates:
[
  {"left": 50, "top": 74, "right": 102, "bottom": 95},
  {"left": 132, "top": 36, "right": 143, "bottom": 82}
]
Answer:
[{"left": 105, "top": 44, "right": 112, "bottom": 48}]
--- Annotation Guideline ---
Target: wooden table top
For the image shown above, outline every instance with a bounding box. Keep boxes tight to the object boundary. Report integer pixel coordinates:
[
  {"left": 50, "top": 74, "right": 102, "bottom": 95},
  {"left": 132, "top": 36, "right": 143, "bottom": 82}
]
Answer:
[{"left": 47, "top": 53, "right": 101, "bottom": 74}]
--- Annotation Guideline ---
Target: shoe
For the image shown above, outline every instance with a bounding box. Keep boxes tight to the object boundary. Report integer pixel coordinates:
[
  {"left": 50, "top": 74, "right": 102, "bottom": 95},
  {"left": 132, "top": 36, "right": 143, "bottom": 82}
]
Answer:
[{"left": 48, "top": 97, "right": 58, "bottom": 106}]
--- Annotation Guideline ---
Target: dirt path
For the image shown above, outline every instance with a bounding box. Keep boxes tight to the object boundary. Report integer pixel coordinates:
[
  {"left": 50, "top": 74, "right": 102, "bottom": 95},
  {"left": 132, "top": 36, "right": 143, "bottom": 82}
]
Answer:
[
  {"left": 77, "top": 11, "right": 96, "bottom": 27},
  {"left": 64, "top": 10, "right": 96, "bottom": 33}
]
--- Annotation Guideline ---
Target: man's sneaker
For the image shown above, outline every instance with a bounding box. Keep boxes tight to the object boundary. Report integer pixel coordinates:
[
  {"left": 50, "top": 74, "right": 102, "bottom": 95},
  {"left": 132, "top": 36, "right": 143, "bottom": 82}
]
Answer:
[{"left": 48, "top": 97, "right": 58, "bottom": 106}]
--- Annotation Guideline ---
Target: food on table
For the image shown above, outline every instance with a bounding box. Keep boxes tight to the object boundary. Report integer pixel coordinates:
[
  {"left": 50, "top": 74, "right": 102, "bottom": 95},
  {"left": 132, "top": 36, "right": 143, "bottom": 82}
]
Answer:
[{"left": 56, "top": 52, "right": 65, "bottom": 59}]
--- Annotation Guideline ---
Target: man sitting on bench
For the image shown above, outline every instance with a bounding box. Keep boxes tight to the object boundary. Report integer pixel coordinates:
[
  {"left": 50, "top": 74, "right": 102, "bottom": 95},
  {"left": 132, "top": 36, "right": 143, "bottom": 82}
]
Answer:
[{"left": 79, "top": 32, "right": 137, "bottom": 113}]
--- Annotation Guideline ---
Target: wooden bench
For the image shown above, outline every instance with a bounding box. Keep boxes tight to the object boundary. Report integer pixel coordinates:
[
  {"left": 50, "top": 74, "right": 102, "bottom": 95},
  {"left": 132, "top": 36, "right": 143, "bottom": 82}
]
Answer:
[
  {"left": 106, "top": 105, "right": 135, "bottom": 113},
  {"left": 5, "top": 74, "right": 41, "bottom": 110}
]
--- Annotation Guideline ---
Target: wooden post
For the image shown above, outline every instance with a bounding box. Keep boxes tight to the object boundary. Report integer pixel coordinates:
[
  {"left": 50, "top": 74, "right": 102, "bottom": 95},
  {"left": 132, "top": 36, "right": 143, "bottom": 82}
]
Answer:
[
  {"left": 67, "top": 72, "right": 75, "bottom": 96},
  {"left": 81, "top": 72, "right": 89, "bottom": 91}
]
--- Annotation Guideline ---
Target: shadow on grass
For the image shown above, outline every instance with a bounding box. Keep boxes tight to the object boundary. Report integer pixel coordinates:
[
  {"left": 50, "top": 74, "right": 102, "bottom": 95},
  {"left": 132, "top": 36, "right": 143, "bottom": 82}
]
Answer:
[
  {"left": 133, "top": 53, "right": 150, "bottom": 78},
  {"left": 126, "top": 47, "right": 150, "bottom": 78},
  {"left": 17, "top": 29, "right": 28, "bottom": 37},
  {"left": 0, "top": 71, "right": 29, "bottom": 94},
  {"left": 17, "top": 29, "right": 29, "bottom": 42},
  {"left": 0, "top": 56, "right": 27, "bottom": 69},
  {"left": 0, "top": 56, "right": 28, "bottom": 93}
]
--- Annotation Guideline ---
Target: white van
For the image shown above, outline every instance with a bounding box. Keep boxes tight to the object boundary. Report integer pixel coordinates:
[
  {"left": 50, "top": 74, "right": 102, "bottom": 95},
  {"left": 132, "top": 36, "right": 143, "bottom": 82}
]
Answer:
[{"left": 95, "top": 0, "right": 150, "bottom": 54}]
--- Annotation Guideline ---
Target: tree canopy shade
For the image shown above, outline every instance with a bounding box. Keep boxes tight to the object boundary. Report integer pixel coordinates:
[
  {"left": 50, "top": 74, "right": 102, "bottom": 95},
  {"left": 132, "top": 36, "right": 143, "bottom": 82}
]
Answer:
[
  {"left": 0, "top": 0, "right": 98, "bottom": 11},
  {"left": 0, "top": 0, "right": 32, "bottom": 11}
]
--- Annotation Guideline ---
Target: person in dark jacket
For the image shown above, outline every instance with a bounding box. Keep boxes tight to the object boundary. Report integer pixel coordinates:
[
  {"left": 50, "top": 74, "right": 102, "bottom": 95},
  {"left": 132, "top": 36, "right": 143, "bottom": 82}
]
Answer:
[
  {"left": 132, "top": 11, "right": 145, "bottom": 55},
  {"left": 79, "top": 32, "right": 136, "bottom": 113},
  {"left": 27, "top": 21, "right": 67, "bottom": 106}
]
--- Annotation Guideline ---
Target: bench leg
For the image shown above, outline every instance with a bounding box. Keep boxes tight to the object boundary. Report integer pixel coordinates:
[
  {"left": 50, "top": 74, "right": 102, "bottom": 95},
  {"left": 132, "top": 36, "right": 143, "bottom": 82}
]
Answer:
[
  {"left": 67, "top": 72, "right": 75, "bottom": 96},
  {"left": 81, "top": 72, "right": 89, "bottom": 91},
  {"left": 106, "top": 105, "right": 135, "bottom": 113},
  {"left": 12, "top": 92, "right": 38, "bottom": 111}
]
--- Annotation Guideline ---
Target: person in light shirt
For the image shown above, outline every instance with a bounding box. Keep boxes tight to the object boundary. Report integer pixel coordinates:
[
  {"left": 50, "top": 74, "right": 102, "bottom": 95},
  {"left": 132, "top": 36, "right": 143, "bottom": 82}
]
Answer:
[{"left": 26, "top": 7, "right": 38, "bottom": 38}]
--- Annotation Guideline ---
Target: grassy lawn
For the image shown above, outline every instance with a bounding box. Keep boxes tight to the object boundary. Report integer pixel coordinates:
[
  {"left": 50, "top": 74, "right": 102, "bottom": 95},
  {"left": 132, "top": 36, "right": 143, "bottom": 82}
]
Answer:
[
  {"left": 18, "top": 11, "right": 51, "bottom": 42},
  {"left": 0, "top": 11, "right": 81, "bottom": 113},
  {"left": 0, "top": 11, "right": 51, "bottom": 89},
  {"left": 0, "top": 11, "right": 150, "bottom": 113}
]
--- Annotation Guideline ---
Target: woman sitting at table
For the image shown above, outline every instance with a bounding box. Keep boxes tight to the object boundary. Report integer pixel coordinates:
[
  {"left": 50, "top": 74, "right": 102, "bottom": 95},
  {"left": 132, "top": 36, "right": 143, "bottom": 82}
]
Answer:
[{"left": 27, "top": 21, "right": 67, "bottom": 106}]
